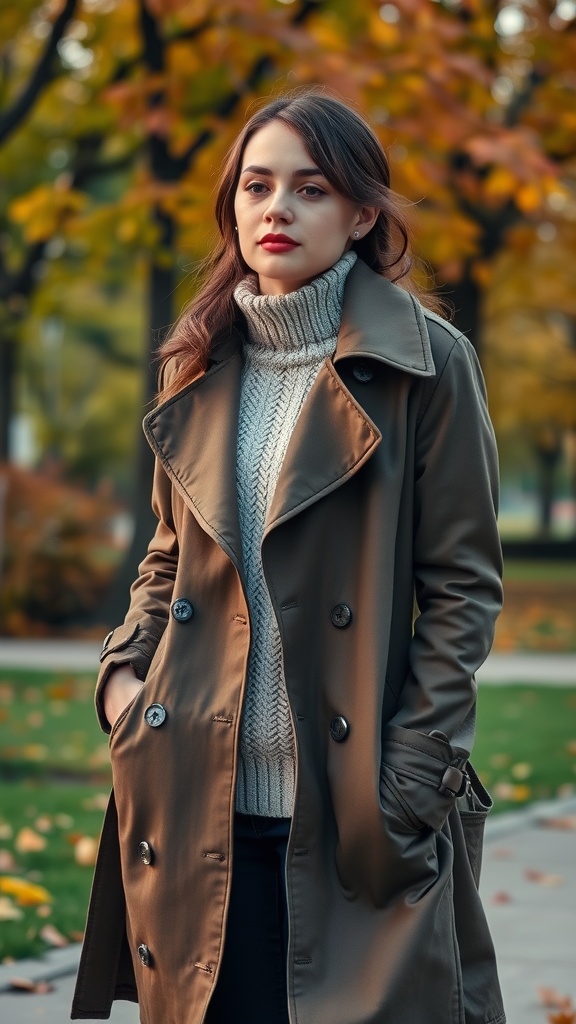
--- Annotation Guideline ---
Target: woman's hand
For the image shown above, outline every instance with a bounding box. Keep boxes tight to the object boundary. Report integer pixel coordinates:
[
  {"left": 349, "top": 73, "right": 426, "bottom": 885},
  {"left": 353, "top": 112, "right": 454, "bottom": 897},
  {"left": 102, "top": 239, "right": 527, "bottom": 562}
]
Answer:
[{"left": 103, "top": 664, "right": 144, "bottom": 729}]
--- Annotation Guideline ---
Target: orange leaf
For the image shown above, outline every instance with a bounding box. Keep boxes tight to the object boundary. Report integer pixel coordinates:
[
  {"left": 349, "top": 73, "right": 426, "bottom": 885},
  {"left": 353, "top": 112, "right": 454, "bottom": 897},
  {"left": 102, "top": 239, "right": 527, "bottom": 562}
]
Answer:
[
  {"left": 539, "top": 987, "right": 573, "bottom": 1010},
  {"left": 14, "top": 828, "right": 47, "bottom": 853},
  {"left": 490, "top": 891, "right": 512, "bottom": 904},
  {"left": 524, "top": 869, "right": 564, "bottom": 886},
  {"left": 540, "top": 816, "right": 576, "bottom": 831},
  {"left": 39, "top": 923, "right": 68, "bottom": 948}
]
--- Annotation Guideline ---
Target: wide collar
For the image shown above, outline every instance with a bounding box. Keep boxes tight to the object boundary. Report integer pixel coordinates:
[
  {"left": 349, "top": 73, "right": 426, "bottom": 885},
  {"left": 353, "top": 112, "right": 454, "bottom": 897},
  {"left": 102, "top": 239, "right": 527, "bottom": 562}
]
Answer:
[
  {"left": 334, "top": 258, "right": 435, "bottom": 375},
  {"left": 143, "top": 261, "right": 436, "bottom": 573}
]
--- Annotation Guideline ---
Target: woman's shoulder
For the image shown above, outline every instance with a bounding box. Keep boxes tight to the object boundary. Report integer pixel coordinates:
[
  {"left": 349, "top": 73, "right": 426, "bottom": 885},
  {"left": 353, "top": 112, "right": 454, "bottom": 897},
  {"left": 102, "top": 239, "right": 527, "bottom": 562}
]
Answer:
[{"left": 419, "top": 305, "right": 480, "bottom": 379}]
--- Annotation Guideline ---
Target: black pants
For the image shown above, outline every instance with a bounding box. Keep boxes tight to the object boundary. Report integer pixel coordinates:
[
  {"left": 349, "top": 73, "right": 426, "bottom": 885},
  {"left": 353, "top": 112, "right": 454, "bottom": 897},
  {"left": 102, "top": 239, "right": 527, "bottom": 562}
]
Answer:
[{"left": 205, "top": 813, "right": 291, "bottom": 1024}]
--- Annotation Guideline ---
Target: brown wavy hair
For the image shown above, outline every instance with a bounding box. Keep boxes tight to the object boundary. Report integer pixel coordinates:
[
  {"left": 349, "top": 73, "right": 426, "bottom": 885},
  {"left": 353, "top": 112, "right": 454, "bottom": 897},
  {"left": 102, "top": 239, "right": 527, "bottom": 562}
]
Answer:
[{"left": 158, "top": 88, "right": 436, "bottom": 402}]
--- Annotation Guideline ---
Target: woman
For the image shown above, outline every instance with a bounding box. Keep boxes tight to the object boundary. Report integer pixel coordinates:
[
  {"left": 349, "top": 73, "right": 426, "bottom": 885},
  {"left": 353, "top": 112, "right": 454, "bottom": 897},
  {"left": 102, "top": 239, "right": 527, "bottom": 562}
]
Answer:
[{"left": 72, "top": 90, "right": 505, "bottom": 1024}]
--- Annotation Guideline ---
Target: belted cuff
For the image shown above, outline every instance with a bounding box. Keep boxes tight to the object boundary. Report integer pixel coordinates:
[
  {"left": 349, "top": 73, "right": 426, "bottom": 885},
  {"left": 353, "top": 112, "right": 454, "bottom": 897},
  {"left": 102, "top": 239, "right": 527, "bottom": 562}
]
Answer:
[{"left": 381, "top": 724, "right": 469, "bottom": 831}]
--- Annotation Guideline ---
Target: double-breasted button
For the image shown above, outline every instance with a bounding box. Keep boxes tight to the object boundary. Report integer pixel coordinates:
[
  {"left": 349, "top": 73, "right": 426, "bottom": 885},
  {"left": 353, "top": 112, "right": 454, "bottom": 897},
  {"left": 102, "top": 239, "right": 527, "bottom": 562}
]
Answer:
[
  {"left": 144, "top": 703, "right": 166, "bottom": 728},
  {"left": 138, "top": 840, "right": 153, "bottom": 865},
  {"left": 330, "top": 603, "right": 352, "bottom": 628},
  {"left": 352, "top": 361, "right": 374, "bottom": 383},
  {"left": 171, "top": 598, "right": 193, "bottom": 622},
  {"left": 330, "top": 715, "right": 350, "bottom": 742},
  {"left": 137, "top": 943, "right": 152, "bottom": 967}
]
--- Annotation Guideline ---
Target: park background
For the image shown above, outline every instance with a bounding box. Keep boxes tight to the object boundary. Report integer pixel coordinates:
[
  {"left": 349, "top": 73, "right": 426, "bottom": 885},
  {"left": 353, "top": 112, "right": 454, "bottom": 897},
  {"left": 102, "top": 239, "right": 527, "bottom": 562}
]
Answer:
[{"left": 0, "top": 0, "right": 575, "bottom": 996}]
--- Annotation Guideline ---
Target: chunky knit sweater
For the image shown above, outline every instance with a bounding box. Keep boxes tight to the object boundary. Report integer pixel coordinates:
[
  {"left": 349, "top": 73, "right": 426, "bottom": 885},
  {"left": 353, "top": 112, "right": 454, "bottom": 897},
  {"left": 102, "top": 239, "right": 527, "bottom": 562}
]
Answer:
[{"left": 233, "top": 250, "right": 357, "bottom": 817}]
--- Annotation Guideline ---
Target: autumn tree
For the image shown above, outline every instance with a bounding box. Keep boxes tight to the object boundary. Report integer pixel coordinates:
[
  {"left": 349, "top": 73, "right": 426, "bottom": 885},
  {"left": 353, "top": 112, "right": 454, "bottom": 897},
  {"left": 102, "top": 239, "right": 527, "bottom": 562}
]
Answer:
[{"left": 2, "top": 0, "right": 576, "bottom": 620}]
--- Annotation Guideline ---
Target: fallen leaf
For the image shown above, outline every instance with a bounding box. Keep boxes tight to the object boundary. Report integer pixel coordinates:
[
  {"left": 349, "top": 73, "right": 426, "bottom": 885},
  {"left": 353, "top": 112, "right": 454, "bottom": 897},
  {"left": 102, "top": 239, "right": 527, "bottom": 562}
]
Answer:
[
  {"left": 26, "top": 711, "right": 44, "bottom": 728},
  {"left": 490, "top": 891, "right": 512, "bottom": 905},
  {"left": 0, "top": 896, "right": 23, "bottom": 920},
  {"left": 74, "top": 836, "right": 98, "bottom": 867},
  {"left": 14, "top": 828, "right": 47, "bottom": 853},
  {"left": 34, "top": 816, "right": 53, "bottom": 834},
  {"left": 82, "top": 793, "right": 109, "bottom": 812},
  {"left": 0, "top": 850, "right": 18, "bottom": 871},
  {"left": 39, "top": 923, "right": 68, "bottom": 947},
  {"left": 524, "top": 869, "right": 564, "bottom": 886},
  {"left": 548, "top": 1013, "right": 576, "bottom": 1024},
  {"left": 54, "top": 813, "right": 74, "bottom": 829},
  {"left": 540, "top": 815, "right": 576, "bottom": 831},
  {"left": 0, "top": 682, "right": 14, "bottom": 702},
  {"left": 36, "top": 904, "right": 52, "bottom": 918},
  {"left": 0, "top": 823, "right": 13, "bottom": 840},
  {"left": 21, "top": 744, "right": 48, "bottom": 761},
  {"left": 567, "top": 740, "right": 576, "bottom": 756},
  {"left": 0, "top": 876, "right": 52, "bottom": 906},
  {"left": 8, "top": 977, "right": 54, "bottom": 993},
  {"left": 69, "top": 929, "right": 84, "bottom": 942},
  {"left": 539, "top": 987, "right": 573, "bottom": 1010},
  {"left": 511, "top": 762, "right": 532, "bottom": 780}
]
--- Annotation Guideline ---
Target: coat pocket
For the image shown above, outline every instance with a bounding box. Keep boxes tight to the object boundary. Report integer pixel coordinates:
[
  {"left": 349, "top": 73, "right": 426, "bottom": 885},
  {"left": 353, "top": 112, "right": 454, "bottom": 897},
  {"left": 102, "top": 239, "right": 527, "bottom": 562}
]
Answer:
[{"left": 457, "top": 763, "right": 492, "bottom": 888}]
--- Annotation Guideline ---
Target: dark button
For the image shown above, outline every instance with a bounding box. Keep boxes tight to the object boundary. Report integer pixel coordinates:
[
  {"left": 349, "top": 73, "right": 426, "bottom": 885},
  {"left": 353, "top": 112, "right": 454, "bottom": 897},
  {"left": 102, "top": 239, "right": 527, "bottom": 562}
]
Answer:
[
  {"left": 144, "top": 704, "right": 167, "bottom": 728},
  {"left": 352, "top": 361, "right": 373, "bottom": 383},
  {"left": 138, "top": 840, "right": 153, "bottom": 865},
  {"left": 330, "top": 715, "right": 350, "bottom": 742},
  {"left": 330, "top": 603, "right": 352, "bottom": 628},
  {"left": 171, "top": 598, "right": 194, "bottom": 622},
  {"left": 137, "top": 943, "right": 152, "bottom": 967},
  {"left": 102, "top": 630, "right": 113, "bottom": 652}
]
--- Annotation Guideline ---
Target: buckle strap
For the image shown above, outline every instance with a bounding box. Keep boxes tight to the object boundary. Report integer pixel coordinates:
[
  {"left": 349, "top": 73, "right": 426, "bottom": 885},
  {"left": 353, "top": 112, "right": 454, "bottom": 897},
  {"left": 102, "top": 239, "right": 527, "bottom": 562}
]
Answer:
[{"left": 438, "top": 764, "right": 468, "bottom": 797}]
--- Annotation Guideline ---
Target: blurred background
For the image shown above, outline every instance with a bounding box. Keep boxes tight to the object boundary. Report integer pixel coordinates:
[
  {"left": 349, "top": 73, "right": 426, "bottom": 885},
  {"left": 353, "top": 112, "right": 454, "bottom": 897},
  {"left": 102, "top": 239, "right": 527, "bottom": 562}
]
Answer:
[{"left": 0, "top": 0, "right": 575, "bottom": 971}]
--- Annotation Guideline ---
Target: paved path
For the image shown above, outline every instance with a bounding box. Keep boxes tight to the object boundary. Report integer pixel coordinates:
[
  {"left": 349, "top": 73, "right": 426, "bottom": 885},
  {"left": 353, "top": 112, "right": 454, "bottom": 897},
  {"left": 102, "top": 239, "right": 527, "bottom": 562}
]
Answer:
[
  {"left": 1, "top": 797, "right": 575, "bottom": 1023},
  {"left": 1, "top": 638, "right": 575, "bottom": 684}
]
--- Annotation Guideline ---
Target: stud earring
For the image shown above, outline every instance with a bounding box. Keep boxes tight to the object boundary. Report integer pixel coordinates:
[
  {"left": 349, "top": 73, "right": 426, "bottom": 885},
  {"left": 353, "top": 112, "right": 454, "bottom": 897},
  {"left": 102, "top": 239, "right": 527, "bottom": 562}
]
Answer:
[
  {"left": 353, "top": 230, "right": 360, "bottom": 239},
  {"left": 234, "top": 226, "right": 238, "bottom": 232}
]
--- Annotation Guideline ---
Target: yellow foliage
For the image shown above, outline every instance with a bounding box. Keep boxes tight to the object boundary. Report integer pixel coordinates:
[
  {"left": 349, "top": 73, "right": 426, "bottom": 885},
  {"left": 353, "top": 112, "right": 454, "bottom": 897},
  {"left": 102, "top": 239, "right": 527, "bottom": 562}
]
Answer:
[
  {"left": 484, "top": 167, "right": 518, "bottom": 200},
  {"left": 9, "top": 185, "right": 87, "bottom": 243},
  {"left": 516, "top": 183, "right": 543, "bottom": 214},
  {"left": 0, "top": 876, "right": 53, "bottom": 907}
]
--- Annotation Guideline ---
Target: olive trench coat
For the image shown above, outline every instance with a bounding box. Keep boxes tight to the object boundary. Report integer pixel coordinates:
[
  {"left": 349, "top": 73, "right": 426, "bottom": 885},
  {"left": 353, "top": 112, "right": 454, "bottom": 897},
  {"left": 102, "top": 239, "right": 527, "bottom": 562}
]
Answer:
[{"left": 72, "top": 259, "right": 505, "bottom": 1024}]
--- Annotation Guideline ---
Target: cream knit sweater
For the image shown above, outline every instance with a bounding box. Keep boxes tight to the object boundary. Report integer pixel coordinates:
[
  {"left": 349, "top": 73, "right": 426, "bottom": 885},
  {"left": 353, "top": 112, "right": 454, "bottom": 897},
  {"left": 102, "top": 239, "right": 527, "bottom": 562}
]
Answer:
[{"left": 233, "top": 251, "right": 356, "bottom": 817}]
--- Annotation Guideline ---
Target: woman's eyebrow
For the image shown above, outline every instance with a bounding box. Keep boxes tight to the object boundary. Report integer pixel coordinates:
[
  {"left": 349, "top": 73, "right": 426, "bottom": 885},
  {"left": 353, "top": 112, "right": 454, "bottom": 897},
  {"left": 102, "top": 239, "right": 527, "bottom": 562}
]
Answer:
[{"left": 240, "top": 164, "right": 324, "bottom": 177}]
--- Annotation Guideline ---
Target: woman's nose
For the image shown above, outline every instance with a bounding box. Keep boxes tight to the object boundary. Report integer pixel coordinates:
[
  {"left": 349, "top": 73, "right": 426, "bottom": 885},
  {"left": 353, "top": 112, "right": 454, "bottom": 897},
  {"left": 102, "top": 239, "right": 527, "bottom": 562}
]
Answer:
[{"left": 264, "top": 190, "right": 293, "bottom": 223}]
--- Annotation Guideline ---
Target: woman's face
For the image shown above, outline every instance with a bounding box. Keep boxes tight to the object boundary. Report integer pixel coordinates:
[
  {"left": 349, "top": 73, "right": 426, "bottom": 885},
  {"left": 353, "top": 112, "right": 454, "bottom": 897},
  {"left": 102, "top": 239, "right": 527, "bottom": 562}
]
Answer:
[{"left": 234, "top": 120, "right": 375, "bottom": 296}]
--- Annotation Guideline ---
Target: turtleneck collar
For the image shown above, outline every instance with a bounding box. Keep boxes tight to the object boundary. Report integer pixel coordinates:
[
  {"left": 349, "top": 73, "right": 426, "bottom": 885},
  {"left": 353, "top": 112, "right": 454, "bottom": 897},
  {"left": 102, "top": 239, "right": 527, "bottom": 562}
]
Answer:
[{"left": 233, "top": 251, "right": 357, "bottom": 367}]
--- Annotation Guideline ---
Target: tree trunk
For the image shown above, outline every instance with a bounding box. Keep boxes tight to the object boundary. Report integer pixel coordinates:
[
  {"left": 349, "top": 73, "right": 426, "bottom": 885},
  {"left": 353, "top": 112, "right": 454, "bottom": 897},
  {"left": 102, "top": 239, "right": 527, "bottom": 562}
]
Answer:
[
  {"left": 98, "top": 208, "right": 174, "bottom": 626},
  {"left": 0, "top": 329, "right": 15, "bottom": 460},
  {"left": 533, "top": 431, "right": 562, "bottom": 538},
  {"left": 442, "top": 265, "right": 482, "bottom": 358}
]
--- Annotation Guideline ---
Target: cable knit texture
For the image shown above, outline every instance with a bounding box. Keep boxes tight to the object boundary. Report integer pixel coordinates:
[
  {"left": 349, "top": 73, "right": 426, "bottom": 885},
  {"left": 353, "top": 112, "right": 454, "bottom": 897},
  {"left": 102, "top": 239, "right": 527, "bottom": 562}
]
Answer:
[{"left": 233, "top": 250, "right": 357, "bottom": 817}]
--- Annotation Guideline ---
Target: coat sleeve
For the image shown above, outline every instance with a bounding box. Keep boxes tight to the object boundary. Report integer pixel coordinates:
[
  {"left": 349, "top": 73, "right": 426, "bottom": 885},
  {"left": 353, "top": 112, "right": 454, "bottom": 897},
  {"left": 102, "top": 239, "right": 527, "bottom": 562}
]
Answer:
[
  {"left": 94, "top": 455, "right": 178, "bottom": 733},
  {"left": 383, "top": 324, "right": 503, "bottom": 819}
]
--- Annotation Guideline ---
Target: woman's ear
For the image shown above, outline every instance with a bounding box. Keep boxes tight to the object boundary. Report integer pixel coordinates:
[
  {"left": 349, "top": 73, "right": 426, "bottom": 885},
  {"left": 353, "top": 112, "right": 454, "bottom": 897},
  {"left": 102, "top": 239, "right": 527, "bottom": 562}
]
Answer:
[{"left": 353, "top": 206, "right": 379, "bottom": 239}]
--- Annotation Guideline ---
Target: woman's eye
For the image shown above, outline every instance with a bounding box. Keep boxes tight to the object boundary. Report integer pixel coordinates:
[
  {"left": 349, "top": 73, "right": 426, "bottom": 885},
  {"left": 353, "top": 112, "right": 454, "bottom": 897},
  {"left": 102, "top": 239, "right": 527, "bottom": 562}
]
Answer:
[
  {"left": 246, "top": 182, "right": 268, "bottom": 194},
  {"left": 301, "top": 185, "right": 324, "bottom": 197}
]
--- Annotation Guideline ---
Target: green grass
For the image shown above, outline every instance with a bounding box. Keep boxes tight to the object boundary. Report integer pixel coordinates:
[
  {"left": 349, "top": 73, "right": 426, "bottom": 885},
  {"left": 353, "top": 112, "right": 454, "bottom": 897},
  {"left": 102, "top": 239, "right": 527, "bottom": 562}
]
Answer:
[
  {"left": 0, "top": 782, "right": 109, "bottom": 960},
  {"left": 502, "top": 560, "right": 576, "bottom": 583},
  {"left": 0, "top": 670, "right": 575, "bottom": 960},
  {"left": 474, "top": 684, "right": 576, "bottom": 812}
]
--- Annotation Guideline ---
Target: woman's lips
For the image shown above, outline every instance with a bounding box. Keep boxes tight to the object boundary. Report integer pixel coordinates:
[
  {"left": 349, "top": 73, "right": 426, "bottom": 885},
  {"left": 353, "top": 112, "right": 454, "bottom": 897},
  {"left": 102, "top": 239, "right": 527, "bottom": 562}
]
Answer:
[{"left": 258, "top": 234, "right": 300, "bottom": 253}]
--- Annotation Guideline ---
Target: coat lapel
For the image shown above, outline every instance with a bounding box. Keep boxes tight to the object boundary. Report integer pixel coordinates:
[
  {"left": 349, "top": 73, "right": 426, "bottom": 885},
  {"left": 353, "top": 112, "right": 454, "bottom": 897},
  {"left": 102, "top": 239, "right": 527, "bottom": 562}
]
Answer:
[
  {"left": 264, "top": 261, "right": 436, "bottom": 531},
  {"left": 143, "top": 334, "right": 244, "bottom": 572},
  {"left": 264, "top": 358, "right": 381, "bottom": 531},
  {"left": 143, "top": 261, "right": 437, "bottom": 558}
]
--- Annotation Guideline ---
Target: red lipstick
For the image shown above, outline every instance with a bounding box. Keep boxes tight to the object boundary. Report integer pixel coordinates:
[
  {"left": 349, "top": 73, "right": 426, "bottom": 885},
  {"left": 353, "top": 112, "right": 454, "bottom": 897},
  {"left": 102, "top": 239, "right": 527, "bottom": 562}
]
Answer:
[{"left": 258, "top": 233, "right": 300, "bottom": 253}]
